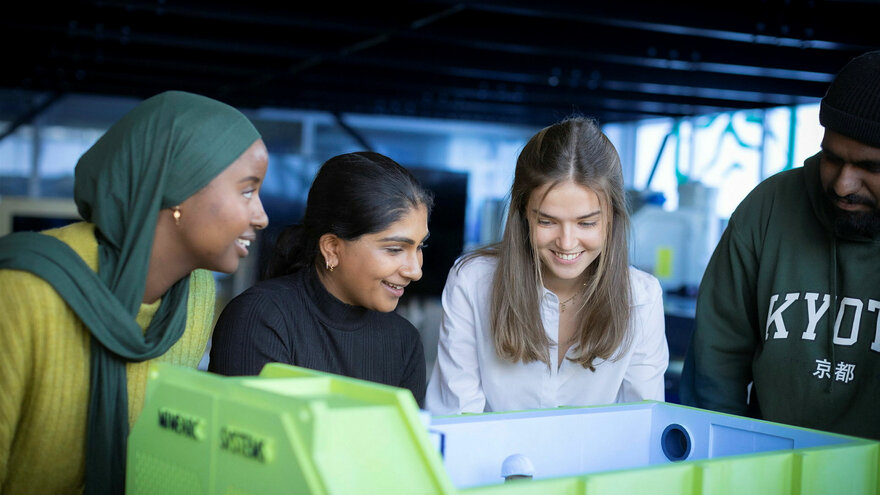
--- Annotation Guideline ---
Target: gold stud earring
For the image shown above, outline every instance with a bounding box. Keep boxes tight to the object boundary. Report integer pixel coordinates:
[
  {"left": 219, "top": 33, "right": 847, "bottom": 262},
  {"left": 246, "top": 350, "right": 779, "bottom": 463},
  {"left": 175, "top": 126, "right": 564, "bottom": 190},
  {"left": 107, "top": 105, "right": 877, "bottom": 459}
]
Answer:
[
  {"left": 172, "top": 206, "right": 182, "bottom": 226},
  {"left": 326, "top": 261, "right": 335, "bottom": 272}
]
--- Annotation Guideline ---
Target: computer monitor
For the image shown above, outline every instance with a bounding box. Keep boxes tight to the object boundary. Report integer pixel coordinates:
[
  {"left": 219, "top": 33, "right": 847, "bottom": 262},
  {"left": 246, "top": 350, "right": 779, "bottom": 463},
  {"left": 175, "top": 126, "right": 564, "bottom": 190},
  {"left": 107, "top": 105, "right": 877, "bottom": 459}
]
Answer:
[{"left": 0, "top": 196, "right": 81, "bottom": 236}]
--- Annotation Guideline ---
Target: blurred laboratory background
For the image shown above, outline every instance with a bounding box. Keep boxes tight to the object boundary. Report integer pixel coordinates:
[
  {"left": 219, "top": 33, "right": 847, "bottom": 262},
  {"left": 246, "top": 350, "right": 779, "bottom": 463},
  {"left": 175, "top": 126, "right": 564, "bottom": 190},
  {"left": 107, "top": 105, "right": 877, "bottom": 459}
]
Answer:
[{"left": 1, "top": 1, "right": 876, "bottom": 402}]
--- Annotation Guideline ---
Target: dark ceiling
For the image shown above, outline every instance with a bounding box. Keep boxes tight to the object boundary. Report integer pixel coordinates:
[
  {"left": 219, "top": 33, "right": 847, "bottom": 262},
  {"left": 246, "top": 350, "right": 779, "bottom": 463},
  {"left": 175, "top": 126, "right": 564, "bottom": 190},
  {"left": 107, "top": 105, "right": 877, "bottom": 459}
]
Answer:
[{"left": 2, "top": 1, "right": 879, "bottom": 129}]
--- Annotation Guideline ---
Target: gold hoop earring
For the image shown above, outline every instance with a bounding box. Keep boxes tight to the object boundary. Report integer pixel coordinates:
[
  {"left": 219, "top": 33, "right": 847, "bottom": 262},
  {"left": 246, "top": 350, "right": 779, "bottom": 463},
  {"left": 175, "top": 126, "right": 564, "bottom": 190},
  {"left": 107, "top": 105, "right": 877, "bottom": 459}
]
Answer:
[
  {"left": 326, "top": 261, "right": 335, "bottom": 272},
  {"left": 172, "top": 206, "right": 181, "bottom": 226}
]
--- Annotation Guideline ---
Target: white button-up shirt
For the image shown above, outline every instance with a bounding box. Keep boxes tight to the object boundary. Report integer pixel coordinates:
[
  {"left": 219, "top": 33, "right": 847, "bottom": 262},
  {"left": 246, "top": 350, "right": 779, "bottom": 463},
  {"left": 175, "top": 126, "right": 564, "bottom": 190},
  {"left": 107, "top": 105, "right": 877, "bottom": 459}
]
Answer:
[{"left": 426, "top": 256, "right": 668, "bottom": 414}]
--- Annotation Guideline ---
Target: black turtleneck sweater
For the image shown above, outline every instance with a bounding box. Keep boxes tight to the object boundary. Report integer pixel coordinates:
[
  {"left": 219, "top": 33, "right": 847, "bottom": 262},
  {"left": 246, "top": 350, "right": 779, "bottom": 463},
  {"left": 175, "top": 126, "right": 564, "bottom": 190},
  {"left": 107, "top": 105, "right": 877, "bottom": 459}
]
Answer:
[{"left": 208, "top": 266, "right": 427, "bottom": 407}]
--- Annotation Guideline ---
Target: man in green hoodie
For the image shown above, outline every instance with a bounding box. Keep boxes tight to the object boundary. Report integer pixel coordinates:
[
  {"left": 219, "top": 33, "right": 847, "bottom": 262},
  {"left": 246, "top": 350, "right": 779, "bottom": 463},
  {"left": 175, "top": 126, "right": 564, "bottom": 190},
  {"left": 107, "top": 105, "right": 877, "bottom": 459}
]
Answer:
[{"left": 680, "top": 50, "right": 880, "bottom": 440}]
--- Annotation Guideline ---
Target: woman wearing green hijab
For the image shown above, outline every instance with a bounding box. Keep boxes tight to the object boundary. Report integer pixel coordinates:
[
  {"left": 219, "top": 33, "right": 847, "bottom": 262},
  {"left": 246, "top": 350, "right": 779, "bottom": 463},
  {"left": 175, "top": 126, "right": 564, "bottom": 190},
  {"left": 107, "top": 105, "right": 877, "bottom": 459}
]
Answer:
[{"left": 0, "top": 91, "right": 269, "bottom": 494}]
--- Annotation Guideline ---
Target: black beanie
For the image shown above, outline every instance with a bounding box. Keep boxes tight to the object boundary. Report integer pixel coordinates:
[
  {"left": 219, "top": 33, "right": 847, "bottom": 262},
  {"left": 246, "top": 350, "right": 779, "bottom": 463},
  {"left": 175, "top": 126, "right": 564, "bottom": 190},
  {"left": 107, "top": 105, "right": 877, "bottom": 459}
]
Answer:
[{"left": 819, "top": 50, "right": 880, "bottom": 149}]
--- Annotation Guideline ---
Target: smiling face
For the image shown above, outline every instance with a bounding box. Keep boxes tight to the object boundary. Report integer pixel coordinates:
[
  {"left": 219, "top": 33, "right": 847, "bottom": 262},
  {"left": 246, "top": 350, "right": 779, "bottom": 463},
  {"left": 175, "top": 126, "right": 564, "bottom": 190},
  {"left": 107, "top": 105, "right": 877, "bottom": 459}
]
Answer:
[
  {"left": 320, "top": 204, "right": 429, "bottom": 312},
  {"left": 176, "top": 138, "right": 269, "bottom": 273},
  {"left": 527, "top": 180, "right": 607, "bottom": 294},
  {"left": 819, "top": 129, "right": 880, "bottom": 237}
]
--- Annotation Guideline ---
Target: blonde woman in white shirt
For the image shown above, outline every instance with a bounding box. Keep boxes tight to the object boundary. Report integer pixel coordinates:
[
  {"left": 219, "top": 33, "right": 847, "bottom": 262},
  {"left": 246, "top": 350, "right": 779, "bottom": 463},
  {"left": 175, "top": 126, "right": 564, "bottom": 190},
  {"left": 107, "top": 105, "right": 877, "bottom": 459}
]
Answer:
[{"left": 426, "top": 116, "right": 668, "bottom": 414}]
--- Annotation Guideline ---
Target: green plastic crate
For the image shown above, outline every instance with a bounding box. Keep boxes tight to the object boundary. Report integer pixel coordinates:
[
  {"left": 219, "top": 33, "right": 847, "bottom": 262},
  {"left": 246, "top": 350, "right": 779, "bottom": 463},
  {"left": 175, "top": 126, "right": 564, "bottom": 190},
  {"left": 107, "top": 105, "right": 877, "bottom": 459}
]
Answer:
[{"left": 127, "top": 363, "right": 879, "bottom": 494}]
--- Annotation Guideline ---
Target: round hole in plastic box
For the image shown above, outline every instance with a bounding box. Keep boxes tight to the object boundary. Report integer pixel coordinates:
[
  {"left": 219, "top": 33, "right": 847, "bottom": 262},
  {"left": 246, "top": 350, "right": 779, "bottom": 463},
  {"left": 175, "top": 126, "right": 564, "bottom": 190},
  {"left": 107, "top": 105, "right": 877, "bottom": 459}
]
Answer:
[{"left": 661, "top": 423, "right": 691, "bottom": 462}]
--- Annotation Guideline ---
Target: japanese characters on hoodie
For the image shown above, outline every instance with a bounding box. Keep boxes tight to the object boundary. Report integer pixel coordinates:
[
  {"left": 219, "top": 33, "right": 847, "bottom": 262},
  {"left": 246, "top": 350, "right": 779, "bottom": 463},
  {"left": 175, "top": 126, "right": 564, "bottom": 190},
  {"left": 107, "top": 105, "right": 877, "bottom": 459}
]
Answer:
[{"left": 681, "top": 152, "right": 880, "bottom": 440}]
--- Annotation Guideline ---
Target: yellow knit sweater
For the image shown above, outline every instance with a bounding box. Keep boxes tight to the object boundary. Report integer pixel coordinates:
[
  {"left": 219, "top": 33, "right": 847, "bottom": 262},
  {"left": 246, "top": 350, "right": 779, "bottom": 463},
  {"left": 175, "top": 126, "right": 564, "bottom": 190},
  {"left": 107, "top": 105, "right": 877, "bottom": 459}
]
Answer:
[{"left": 0, "top": 222, "right": 215, "bottom": 494}]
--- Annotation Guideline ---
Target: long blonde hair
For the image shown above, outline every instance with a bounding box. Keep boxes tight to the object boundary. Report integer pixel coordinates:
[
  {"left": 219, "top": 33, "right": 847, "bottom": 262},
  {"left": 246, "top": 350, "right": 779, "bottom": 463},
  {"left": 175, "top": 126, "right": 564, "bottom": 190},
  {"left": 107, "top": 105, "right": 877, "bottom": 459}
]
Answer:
[{"left": 463, "top": 116, "right": 632, "bottom": 370}]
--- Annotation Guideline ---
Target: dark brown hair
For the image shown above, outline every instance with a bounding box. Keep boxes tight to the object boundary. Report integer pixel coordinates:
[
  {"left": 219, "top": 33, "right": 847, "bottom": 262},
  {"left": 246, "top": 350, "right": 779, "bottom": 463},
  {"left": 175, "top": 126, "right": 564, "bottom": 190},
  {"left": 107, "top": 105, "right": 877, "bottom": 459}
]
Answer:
[{"left": 265, "top": 151, "right": 433, "bottom": 278}]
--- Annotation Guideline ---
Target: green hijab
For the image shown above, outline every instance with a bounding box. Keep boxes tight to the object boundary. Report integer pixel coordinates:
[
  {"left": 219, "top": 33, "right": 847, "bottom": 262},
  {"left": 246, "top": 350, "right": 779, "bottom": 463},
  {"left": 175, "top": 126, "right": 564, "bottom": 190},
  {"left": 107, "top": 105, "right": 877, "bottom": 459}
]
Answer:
[{"left": 0, "top": 91, "right": 260, "bottom": 493}]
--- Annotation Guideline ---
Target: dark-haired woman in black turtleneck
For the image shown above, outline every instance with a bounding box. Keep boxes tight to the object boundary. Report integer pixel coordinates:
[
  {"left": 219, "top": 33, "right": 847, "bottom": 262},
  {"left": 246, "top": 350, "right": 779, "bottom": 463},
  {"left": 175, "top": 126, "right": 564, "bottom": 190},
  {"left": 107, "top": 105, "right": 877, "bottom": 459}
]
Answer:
[{"left": 209, "top": 152, "right": 433, "bottom": 407}]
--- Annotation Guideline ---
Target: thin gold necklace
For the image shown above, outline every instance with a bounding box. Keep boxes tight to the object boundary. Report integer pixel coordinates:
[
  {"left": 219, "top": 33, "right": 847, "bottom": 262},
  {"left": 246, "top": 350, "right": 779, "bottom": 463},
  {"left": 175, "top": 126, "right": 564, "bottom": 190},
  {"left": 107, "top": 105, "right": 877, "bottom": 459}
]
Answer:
[
  {"left": 559, "top": 293, "right": 578, "bottom": 313},
  {"left": 558, "top": 281, "right": 587, "bottom": 313}
]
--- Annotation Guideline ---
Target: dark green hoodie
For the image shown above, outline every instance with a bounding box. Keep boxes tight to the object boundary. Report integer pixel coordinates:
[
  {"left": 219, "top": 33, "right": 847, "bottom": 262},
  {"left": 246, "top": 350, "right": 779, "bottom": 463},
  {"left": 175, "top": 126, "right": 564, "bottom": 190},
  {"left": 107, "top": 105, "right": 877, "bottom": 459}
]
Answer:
[{"left": 681, "top": 152, "right": 880, "bottom": 440}]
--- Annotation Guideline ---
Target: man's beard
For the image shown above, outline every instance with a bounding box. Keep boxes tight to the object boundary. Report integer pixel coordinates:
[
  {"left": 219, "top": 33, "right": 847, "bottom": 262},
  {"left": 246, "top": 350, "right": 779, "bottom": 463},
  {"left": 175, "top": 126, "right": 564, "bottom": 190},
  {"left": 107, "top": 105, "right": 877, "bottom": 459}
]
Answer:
[{"left": 827, "top": 190, "right": 880, "bottom": 238}]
